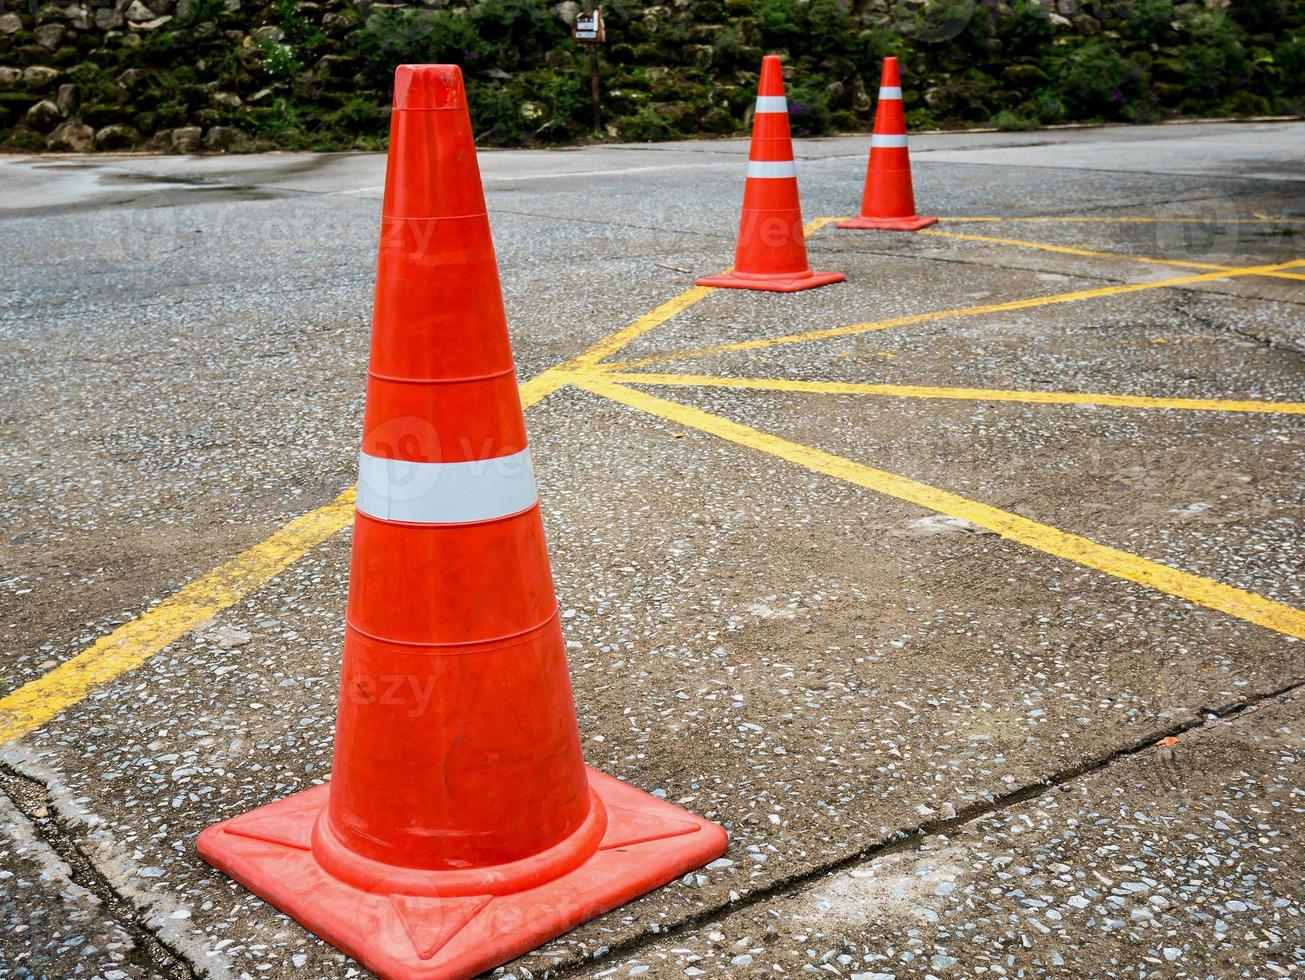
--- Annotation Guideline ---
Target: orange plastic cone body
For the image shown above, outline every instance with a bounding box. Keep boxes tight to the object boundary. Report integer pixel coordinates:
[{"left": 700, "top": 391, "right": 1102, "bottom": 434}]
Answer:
[
  {"left": 838, "top": 57, "right": 937, "bottom": 231},
  {"left": 196, "top": 65, "right": 728, "bottom": 980},
  {"left": 696, "top": 55, "right": 845, "bottom": 292}
]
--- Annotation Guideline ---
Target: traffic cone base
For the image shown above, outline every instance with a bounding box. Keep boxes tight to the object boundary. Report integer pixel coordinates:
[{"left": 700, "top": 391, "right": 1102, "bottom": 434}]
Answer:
[
  {"left": 696, "top": 268, "right": 846, "bottom": 292},
  {"left": 198, "top": 769, "right": 727, "bottom": 980},
  {"left": 836, "top": 214, "right": 937, "bottom": 231}
]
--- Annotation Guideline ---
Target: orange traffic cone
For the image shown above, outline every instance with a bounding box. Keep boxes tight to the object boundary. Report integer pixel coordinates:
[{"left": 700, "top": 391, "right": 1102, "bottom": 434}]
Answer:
[
  {"left": 838, "top": 57, "right": 937, "bottom": 231},
  {"left": 197, "top": 64, "right": 728, "bottom": 980},
  {"left": 697, "top": 55, "right": 845, "bottom": 292}
]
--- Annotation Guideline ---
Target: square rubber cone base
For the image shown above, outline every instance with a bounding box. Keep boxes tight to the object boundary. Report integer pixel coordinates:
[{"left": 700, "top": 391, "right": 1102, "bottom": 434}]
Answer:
[
  {"left": 836, "top": 214, "right": 938, "bottom": 231},
  {"left": 695, "top": 269, "right": 846, "bottom": 293},
  {"left": 197, "top": 768, "right": 728, "bottom": 980}
]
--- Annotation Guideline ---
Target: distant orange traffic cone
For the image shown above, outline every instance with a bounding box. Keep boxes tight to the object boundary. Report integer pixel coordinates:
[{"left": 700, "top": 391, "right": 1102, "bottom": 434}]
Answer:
[
  {"left": 838, "top": 57, "right": 937, "bottom": 231},
  {"left": 197, "top": 64, "right": 728, "bottom": 980},
  {"left": 697, "top": 55, "right": 845, "bottom": 292}
]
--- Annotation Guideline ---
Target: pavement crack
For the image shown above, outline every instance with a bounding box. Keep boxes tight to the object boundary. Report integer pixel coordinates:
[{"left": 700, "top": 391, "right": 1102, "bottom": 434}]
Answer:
[
  {"left": 1175, "top": 292, "right": 1305, "bottom": 357},
  {"left": 556, "top": 677, "right": 1304, "bottom": 977},
  {"left": 0, "top": 761, "right": 201, "bottom": 980}
]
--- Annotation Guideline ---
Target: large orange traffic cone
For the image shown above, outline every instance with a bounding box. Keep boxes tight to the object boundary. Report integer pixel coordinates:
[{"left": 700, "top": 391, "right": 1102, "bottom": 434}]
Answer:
[
  {"left": 197, "top": 65, "right": 728, "bottom": 980},
  {"left": 697, "top": 55, "right": 845, "bottom": 292},
  {"left": 838, "top": 57, "right": 937, "bottom": 231}
]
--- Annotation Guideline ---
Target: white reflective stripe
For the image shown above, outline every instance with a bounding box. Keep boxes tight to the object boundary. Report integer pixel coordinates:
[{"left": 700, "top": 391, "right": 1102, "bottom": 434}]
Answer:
[
  {"left": 746, "top": 159, "right": 797, "bottom": 179},
  {"left": 356, "top": 447, "right": 538, "bottom": 524},
  {"left": 871, "top": 134, "right": 908, "bottom": 148},
  {"left": 754, "top": 95, "right": 788, "bottom": 114},
  {"left": 878, "top": 86, "right": 902, "bottom": 100}
]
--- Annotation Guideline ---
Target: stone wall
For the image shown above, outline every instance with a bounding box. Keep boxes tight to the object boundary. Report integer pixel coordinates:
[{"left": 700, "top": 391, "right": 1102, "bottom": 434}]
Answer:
[{"left": 0, "top": 0, "right": 1300, "bottom": 153}]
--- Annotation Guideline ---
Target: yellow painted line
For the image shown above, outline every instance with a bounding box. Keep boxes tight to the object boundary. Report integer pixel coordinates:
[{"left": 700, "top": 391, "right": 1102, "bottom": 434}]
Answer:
[
  {"left": 604, "top": 259, "right": 1305, "bottom": 370},
  {"left": 577, "top": 376, "right": 1305, "bottom": 641},
  {"left": 594, "top": 372, "right": 1305, "bottom": 414},
  {"left": 0, "top": 362, "right": 592, "bottom": 745},
  {"left": 0, "top": 488, "right": 356, "bottom": 744},
  {"left": 938, "top": 216, "right": 1305, "bottom": 225},
  {"left": 0, "top": 369, "right": 575, "bottom": 745},
  {"left": 517, "top": 365, "right": 573, "bottom": 407},
  {"left": 921, "top": 229, "right": 1305, "bottom": 282},
  {"left": 0, "top": 241, "right": 732, "bottom": 745},
  {"left": 570, "top": 286, "right": 717, "bottom": 368},
  {"left": 574, "top": 215, "right": 835, "bottom": 368},
  {"left": 802, "top": 216, "right": 840, "bottom": 236}
]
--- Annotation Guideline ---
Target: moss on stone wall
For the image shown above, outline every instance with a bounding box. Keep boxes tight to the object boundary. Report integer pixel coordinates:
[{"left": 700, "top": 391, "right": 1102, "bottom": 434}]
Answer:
[{"left": 0, "top": 0, "right": 1301, "bottom": 152}]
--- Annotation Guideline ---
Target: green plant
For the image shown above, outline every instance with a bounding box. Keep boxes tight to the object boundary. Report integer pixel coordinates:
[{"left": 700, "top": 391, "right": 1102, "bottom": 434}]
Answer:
[
  {"left": 255, "top": 36, "right": 301, "bottom": 79},
  {"left": 619, "top": 105, "right": 676, "bottom": 141},
  {"left": 274, "top": 0, "right": 325, "bottom": 47},
  {"left": 178, "top": 0, "right": 226, "bottom": 25},
  {"left": 251, "top": 96, "right": 309, "bottom": 143},
  {"left": 990, "top": 108, "right": 1039, "bottom": 130},
  {"left": 785, "top": 83, "right": 830, "bottom": 136}
]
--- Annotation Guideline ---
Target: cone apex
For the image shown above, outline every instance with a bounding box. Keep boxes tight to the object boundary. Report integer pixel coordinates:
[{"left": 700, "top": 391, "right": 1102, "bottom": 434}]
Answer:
[
  {"left": 758, "top": 54, "right": 786, "bottom": 96},
  {"left": 394, "top": 64, "right": 467, "bottom": 111},
  {"left": 880, "top": 57, "right": 901, "bottom": 87}
]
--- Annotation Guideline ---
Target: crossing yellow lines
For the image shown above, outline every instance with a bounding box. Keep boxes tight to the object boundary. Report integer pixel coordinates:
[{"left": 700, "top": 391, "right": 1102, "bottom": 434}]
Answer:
[
  {"left": 575, "top": 376, "right": 1305, "bottom": 642},
  {"left": 562, "top": 216, "right": 835, "bottom": 370},
  {"left": 606, "top": 259, "right": 1305, "bottom": 371},
  {"left": 4, "top": 215, "right": 1301, "bottom": 746},
  {"left": 921, "top": 229, "right": 1305, "bottom": 282},
  {"left": 592, "top": 371, "right": 1305, "bottom": 414},
  {"left": 568, "top": 288, "right": 717, "bottom": 368}
]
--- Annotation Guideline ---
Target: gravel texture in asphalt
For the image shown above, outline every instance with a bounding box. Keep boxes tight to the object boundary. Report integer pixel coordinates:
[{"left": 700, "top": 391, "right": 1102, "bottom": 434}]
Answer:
[{"left": 0, "top": 121, "right": 1301, "bottom": 979}]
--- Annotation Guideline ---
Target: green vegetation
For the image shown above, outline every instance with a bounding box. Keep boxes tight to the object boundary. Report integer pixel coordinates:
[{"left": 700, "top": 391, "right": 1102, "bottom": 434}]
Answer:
[{"left": 0, "top": 0, "right": 1300, "bottom": 151}]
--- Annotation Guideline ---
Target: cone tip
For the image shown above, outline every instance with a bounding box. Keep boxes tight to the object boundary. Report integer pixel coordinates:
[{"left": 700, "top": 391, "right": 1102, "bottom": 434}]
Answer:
[
  {"left": 758, "top": 54, "right": 785, "bottom": 96},
  {"left": 394, "top": 64, "right": 467, "bottom": 111}
]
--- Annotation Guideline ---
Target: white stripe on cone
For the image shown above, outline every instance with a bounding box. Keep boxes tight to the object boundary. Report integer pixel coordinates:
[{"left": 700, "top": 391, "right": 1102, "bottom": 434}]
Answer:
[
  {"left": 745, "top": 159, "right": 798, "bottom": 179},
  {"left": 754, "top": 95, "right": 788, "bottom": 114},
  {"left": 870, "top": 134, "right": 908, "bottom": 148},
  {"left": 878, "top": 86, "right": 902, "bottom": 100},
  {"left": 356, "top": 447, "right": 538, "bottom": 524}
]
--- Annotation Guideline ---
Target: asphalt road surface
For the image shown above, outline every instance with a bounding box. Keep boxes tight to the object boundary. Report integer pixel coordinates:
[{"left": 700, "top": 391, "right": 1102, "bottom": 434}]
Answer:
[{"left": 0, "top": 120, "right": 1302, "bottom": 980}]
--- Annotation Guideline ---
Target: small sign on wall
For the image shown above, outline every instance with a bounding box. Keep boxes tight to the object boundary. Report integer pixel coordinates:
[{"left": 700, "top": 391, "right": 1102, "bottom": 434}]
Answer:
[{"left": 574, "top": 6, "right": 605, "bottom": 43}]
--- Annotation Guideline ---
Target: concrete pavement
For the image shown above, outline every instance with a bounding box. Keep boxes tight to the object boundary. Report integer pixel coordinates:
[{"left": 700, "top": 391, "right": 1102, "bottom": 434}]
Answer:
[{"left": 0, "top": 120, "right": 1302, "bottom": 979}]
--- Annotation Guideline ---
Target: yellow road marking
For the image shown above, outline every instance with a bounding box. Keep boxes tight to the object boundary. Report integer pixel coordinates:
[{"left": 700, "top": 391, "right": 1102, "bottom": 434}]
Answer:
[
  {"left": 605, "top": 259, "right": 1305, "bottom": 370},
  {"left": 0, "top": 364, "right": 610, "bottom": 744},
  {"left": 1, "top": 201, "right": 825, "bottom": 742},
  {"left": 922, "top": 229, "right": 1305, "bottom": 282},
  {"left": 803, "top": 216, "right": 840, "bottom": 236},
  {"left": 577, "top": 376, "right": 1305, "bottom": 641},
  {"left": 2, "top": 208, "right": 837, "bottom": 743},
  {"left": 0, "top": 217, "right": 751, "bottom": 744},
  {"left": 6, "top": 214, "right": 1296, "bottom": 744},
  {"left": 593, "top": 372, "right": 1305, "bottom": 414},
  {"left": 0, "top": 488, "right": 356, "bottom": 744},
  {"left": 938, "top": 216, "right": 1305, "bottom": 225},
  {"left": 575, "top": 215, "right": 833, "bottom": 367},
  {"left": 570, "top": 287, "right": 717, "bottom": 368}
]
